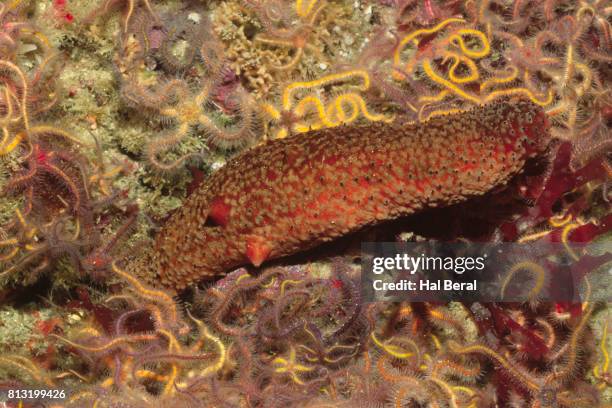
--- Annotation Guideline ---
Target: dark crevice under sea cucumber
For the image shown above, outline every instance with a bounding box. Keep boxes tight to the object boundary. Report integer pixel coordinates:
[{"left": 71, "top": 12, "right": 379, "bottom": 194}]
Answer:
[{"left": 133, "top": 98, "right": 552, "bottom": 290}]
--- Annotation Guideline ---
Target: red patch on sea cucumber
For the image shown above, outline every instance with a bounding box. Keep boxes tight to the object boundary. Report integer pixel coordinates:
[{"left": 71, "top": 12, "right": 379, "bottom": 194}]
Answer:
[
  {"left": 316, "top": 191, "right": 330, "bottom": 204},
  {"left": 209, "top": 197, "right": 231, "bottom": 227},
  {"left": 267, "top": 169, "right": 278, "bottom": 181},
  {"left": 323, "top": 155, "right": 340, "bottom": 165}
]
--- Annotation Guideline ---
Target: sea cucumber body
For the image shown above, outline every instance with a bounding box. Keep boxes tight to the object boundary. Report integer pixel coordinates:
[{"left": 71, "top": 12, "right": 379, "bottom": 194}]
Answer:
[{"left": 154, "top": 99, "right": 550, "bottom": 289}]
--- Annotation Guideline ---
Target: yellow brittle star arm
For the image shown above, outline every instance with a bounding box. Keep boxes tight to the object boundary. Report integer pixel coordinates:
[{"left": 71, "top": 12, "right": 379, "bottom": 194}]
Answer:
[
  {"left": 422, "top": 59, "right": 481, "bottom": 104},
  {"left": 443, "top": 51, "right": 481, "bottom": 84},
  {"left": 593, "top": 319, "right": 610, "bottom": 385},
  {"left": 272, "top": 346, "right": 314, "bottom": 385},
  {"left": 446, "top": 28, "right": 490, "bottom": 59},
  {"left": 282, "top": 70, "right": 371, "bottom": 111},
  {"left": 371, "top": 332, "right": 415, "bottom": 359},
  {"left": 393, "top": 18, "right": 465, "bottom": 71}
]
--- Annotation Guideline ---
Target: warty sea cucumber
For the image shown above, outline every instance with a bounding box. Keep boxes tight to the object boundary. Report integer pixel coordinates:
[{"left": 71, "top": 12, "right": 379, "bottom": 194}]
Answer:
[{"left": 141, "top": 98, "right": 551, "bottom": 290}]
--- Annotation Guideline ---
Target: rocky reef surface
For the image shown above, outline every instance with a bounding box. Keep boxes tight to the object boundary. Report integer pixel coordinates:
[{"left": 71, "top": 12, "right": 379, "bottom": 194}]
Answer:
[{"left": 0, "top": 0, "right": 610, "bottom": 407}]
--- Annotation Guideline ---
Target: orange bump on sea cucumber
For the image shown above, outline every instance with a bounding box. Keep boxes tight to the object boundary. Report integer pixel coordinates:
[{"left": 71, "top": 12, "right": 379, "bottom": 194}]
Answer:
[
  {"left": 148, "top": 98, "right": 551, "bottom": 290},
  {"left": 245, "top": 235, "right": 272, "bottom": 267}
]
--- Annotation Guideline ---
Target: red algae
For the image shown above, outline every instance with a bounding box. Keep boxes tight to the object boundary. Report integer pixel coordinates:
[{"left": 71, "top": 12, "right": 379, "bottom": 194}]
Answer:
[{"left": 154, "top": 99, "right": 551, "bottom": 289}]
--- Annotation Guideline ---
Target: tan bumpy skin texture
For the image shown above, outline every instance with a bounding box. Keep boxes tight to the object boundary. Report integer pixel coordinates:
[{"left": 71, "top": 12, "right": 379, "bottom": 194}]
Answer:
[{"left": 143, "top": 98, "right": 551, "bottom": 290}]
